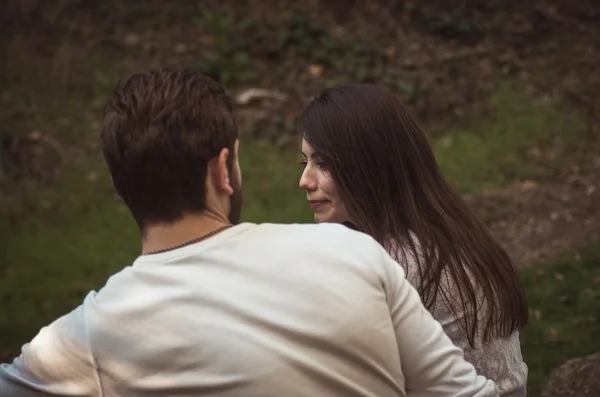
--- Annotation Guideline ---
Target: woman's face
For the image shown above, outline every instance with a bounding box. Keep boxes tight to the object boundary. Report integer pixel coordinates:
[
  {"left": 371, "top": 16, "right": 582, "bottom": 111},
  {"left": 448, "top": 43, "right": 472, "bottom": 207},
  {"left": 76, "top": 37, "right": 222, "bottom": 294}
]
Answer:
[{"left": 299, "top": 138, "right": 350, "bottom": 224}]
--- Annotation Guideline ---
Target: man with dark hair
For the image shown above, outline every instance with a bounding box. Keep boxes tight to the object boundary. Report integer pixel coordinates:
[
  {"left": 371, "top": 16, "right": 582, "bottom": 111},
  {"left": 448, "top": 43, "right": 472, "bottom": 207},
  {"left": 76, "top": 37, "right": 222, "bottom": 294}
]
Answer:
[
  {"left": 0, "top": 69, "right": 499, "bottom": 397},
  {"left": 100, "top": 68, "right": 242, "bottom": 231}
]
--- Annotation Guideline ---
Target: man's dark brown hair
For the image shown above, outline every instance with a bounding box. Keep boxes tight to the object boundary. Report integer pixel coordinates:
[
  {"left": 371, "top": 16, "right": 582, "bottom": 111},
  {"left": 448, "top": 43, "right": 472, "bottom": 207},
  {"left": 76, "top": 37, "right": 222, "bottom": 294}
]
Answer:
[
  {"left": 100, "top": 68, "right": 238, "bottom": 230},
  {"left": 299, "top": 84, "right": 528, "bottom": 347}
]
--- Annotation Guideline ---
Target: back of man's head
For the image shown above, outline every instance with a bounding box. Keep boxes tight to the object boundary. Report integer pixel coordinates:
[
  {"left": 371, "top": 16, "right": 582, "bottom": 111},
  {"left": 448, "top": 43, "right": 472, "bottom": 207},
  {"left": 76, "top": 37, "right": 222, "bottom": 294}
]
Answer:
[{"left": 100, "top": 68, "right": 237, "bottom": 230}]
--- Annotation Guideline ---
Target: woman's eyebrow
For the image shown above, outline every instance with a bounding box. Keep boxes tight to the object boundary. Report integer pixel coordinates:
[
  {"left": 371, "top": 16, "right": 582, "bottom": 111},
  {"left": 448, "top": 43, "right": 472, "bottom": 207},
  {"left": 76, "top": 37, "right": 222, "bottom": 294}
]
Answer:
[{"left": 301, "top": 150, "right": 322, "bottom": 160}]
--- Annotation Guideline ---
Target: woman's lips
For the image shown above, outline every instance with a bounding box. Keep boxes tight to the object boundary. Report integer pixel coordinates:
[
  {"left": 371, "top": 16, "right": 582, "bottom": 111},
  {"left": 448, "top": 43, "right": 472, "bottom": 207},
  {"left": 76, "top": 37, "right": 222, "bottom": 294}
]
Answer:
[{"left": 308, "top": 200, "right": 329, "bottom": 210}]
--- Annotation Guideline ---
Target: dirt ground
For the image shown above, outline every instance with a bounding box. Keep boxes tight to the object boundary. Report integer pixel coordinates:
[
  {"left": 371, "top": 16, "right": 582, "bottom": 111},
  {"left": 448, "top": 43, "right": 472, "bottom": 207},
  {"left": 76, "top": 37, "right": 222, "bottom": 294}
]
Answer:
[{"left": 465, "top": 167, "right": 600, "bottom": 267}]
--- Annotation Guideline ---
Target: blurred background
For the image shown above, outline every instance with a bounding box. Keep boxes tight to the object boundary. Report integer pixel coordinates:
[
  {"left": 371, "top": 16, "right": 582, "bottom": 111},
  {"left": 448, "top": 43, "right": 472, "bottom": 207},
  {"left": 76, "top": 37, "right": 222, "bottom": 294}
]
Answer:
[{"left": 1, "top": 0, "right": 599, "bottom": 395}]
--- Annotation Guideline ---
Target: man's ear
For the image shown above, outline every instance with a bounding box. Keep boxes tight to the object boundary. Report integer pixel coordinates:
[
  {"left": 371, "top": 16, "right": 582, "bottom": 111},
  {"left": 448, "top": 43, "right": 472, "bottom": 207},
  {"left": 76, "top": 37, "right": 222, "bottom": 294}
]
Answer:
[{"left": 211, "top": 147, "right": 234, "bottom": 195}]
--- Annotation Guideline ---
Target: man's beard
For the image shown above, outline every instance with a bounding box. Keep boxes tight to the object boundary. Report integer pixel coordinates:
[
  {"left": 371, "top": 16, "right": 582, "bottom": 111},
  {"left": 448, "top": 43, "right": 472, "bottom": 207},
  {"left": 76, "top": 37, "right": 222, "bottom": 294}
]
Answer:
[{"left": 228, "top": 176, "right": 243, "bottom": 225}]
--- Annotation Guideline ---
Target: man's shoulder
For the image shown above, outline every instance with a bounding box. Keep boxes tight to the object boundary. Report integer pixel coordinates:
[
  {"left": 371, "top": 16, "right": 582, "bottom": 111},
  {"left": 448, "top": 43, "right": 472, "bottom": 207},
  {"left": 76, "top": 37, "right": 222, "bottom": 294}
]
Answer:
[
  {"left": 252, "top": 221, "right": 356, "bottom": 235},
  {"left": 251, "top": 222, "right": 381, "bottom": 250}
]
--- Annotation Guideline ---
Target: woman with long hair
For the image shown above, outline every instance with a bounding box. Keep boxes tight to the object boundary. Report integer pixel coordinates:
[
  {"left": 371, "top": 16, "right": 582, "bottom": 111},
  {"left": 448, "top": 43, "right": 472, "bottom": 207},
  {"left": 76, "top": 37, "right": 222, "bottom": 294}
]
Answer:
[{"left": 298, "top": 84, "right": 528, "bottom": 397}]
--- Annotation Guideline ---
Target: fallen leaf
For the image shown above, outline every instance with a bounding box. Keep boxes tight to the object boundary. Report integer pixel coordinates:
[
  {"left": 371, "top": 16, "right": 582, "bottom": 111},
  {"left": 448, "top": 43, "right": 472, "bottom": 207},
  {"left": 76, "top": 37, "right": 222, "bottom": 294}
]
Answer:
[
  {"left": 308, "top": 64, "right": 324, "bottom": 77},
  {"left": 545, "top": 328, "right": 560, "bottom": 342},
  {"left": 123, "top": 33, "right": 140, "bottom": 46}
]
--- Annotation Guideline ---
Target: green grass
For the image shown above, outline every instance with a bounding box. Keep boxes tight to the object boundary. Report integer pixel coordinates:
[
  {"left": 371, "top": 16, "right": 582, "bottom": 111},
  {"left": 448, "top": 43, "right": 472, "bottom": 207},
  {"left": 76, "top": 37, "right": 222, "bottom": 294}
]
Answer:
[
  {"left": 433, "top": 82, "right": 591, "bottom": 192},
  {"left": 1, "top": 38, "right": 598, "bottom": 394},
  {"left": 519, "top": 244, "right": 600, "bottom": 396},
  {"left": 0, "top": 140, "right": 313, "bottom": 351}
]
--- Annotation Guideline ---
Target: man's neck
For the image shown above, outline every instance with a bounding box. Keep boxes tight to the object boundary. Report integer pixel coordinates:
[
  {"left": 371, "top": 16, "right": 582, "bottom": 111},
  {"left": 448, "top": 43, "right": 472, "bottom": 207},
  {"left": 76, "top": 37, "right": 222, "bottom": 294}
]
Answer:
[{"left": 141, "top": 212, "right": 230, "bottom": 255}]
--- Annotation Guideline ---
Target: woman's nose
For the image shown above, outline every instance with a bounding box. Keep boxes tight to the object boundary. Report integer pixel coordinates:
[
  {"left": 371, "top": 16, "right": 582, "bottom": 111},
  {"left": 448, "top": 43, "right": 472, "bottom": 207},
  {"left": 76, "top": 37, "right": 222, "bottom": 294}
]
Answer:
[{"left": 299, "top": 167, "right": 317, "bottom": 191}]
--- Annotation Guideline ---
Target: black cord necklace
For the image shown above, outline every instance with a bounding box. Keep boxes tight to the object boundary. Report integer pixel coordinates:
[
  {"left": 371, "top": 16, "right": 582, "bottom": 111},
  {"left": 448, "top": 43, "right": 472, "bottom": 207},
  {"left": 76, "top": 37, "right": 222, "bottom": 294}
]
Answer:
[{"left": 144, "top": 224, "right": 233, "bottom": 255}]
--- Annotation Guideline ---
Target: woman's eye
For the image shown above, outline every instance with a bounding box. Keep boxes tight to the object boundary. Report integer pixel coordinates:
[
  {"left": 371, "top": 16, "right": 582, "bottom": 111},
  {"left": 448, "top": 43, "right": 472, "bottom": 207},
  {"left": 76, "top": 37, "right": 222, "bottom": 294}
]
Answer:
[{"left": 298, "top": 158, "right": 326, "bottom": 170}]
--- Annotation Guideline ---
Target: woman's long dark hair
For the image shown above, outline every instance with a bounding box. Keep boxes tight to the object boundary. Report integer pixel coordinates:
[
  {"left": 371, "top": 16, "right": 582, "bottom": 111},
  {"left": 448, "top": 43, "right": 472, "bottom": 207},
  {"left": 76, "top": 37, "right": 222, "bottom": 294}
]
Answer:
[{"left": 299, "top": 84, "right": 528, "bottom": 346}]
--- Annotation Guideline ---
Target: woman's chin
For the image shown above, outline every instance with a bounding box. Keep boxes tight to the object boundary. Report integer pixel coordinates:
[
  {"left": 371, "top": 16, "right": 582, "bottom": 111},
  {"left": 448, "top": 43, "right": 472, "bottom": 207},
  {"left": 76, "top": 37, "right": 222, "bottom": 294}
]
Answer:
[
  {"left": 314, "top": 214, "right": 346, "bottom": 225},
  {"left": 314, "top": 214, "right": 331, "bottom": 224}
]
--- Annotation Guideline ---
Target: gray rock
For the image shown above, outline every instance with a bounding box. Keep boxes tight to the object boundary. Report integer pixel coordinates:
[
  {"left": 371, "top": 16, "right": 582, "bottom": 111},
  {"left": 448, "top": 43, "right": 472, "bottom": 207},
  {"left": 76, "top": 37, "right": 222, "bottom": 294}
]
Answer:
[{"left": 541, "top": 352, "right": 600, "bottom": 397}]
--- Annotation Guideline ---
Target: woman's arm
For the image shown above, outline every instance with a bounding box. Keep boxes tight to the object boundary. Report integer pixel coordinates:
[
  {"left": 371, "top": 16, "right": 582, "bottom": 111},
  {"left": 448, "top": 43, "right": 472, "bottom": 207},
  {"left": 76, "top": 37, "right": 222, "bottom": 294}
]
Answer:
[{"left": 382, "top": 251, "right": 498, "bottom": 397}]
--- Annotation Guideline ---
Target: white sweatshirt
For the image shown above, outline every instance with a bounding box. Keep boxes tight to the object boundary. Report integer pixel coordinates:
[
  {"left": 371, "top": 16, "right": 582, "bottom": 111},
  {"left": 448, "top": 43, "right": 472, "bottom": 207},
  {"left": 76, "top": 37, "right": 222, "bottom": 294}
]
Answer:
[{"left": 0, "top": 222, "right": 498, "bottom": 397}]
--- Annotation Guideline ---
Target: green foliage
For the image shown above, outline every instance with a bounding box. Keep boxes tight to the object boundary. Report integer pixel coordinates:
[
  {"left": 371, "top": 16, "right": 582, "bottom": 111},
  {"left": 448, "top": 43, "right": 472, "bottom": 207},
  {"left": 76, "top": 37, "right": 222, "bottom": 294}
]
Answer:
[
  {"left": 255, "top": 13, "right": 421, "bottom": 102},
  {"left": 401, "top": 1, "right": 485, "bottom": 43},
  {"left": 520, "top": 243, "right": 600, "bottom": 395},
  {"left": 193, "top": 10, "right": 258, "bottom": 86}
]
